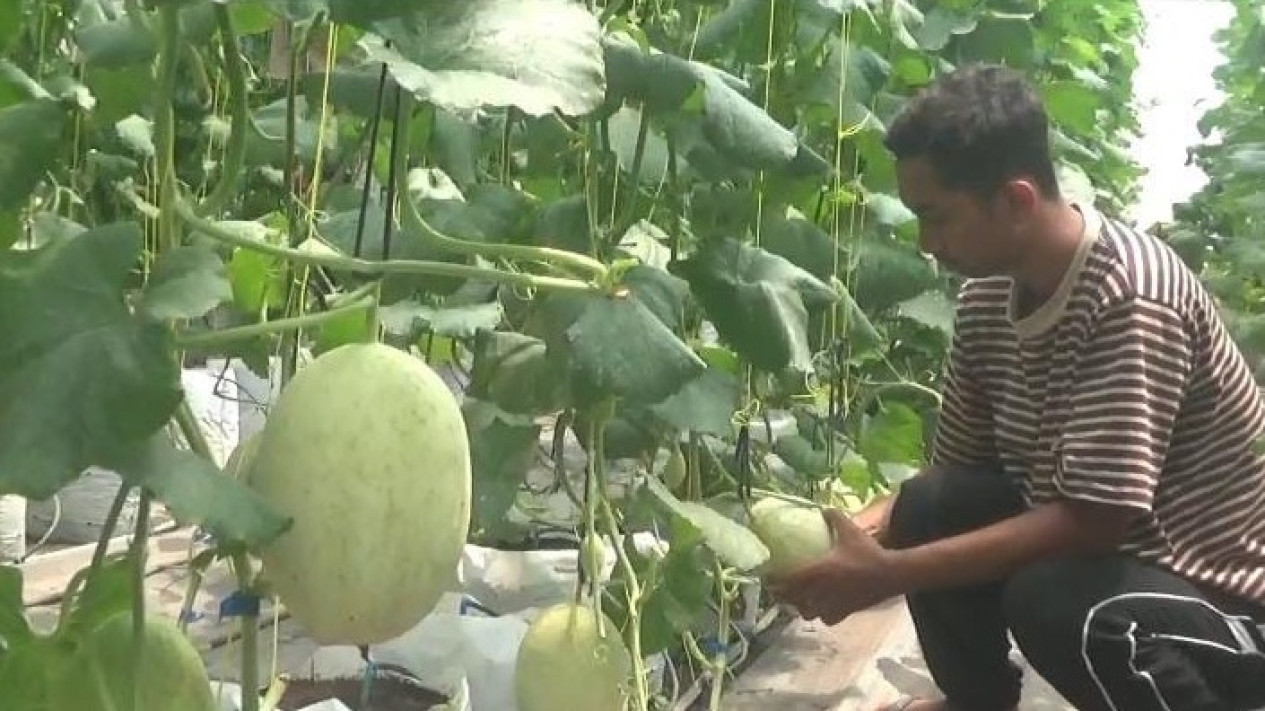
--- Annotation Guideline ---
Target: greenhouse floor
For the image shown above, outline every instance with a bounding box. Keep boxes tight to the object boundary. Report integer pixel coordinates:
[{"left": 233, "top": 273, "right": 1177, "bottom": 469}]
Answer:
[
  {"left": 18, "top": 526, "right": 1072, "bottom": 711},
  {"left": 724, "top": 597, "right": 1073, "bottom": 711}
]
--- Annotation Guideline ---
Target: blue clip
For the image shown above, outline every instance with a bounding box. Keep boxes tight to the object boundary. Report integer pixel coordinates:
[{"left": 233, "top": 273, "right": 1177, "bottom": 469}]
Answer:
[{"left": 219, "top": 591, "right": 262, "bottom": 620}]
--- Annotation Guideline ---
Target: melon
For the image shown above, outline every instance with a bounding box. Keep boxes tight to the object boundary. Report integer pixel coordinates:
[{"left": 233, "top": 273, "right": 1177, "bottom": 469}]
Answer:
[
  {"left": 514, "top": 602, "right": 633, "bottom": 711},
  {"left": 51, "top": 611, "right": 217, "bottom": 711},
  {"left": 748, "top": 496, "right": 834, "bottom": 575},
  {"left": 246, "top": 342, "right": 472, "bottom": 645}
]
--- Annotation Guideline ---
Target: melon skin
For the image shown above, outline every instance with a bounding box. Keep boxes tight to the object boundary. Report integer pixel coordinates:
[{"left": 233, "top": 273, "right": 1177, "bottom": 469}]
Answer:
[
  {"left": 515, "top": 603, "right": 633, "bottom": 711},
  {"left": 247, "top": 342, "right": 472, "bottom": 645},
  {"left": 748, "top": 497, "right": 834, "bottom": 576},
  {"left": 51, "top": 612, "right": 218, "bottom": 711}
]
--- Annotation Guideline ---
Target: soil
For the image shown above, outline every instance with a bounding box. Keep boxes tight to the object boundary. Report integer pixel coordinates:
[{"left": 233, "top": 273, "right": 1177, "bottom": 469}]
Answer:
[{"left": 278, "top": 676, "right": 448, "bottom": 711}]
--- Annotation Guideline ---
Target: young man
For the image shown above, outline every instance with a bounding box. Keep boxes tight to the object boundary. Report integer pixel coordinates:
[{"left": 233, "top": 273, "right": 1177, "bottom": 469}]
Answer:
[{"left": 768, "top": 64, "right": 1265, "bottom": 711}]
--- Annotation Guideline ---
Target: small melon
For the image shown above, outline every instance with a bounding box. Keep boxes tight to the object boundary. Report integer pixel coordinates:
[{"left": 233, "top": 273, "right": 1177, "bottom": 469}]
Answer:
[
  {"left": 514, "top": 603, "right": 633, "bottom": 711},
  {"left": 247, "top": 342, "right": 472, "bottom": 645},
  {"left": 51, "top": 611, "right": 217, "bottom": 711},
  {"left": 748, "top": 496, "right": 834, "bottom": 575}
]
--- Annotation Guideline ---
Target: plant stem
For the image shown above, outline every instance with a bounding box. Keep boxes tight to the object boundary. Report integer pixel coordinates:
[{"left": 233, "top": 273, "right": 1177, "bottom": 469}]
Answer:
[
  {"left": 172, "top": 196, "right": 599, "bottom": 294},
  {"left": 176, "top": 295, "right": 375, "bottom": 350},
  {"left": 400, "top": 183, "right": 610, "bottom": 281},
  {"left": 599, "top": 496, "right": 650, "bottom": 711},
  {"left": 708, "top": 562, "right": 732, "bottom": 711},
  {"left": 56, "top": 484, "right": 132, "bottom": 632},
  {"left": 197, "top": 3, "right": 248, "bottom": 217},
  {"left": 233, "top": 550, "right": 261, "bottom": 711},
  {"left": 153, "top": 4, "right": 182, "bottom": 252},
  {"left": 130, "top": 491, "right": 151, "bottom": 711},
  {"left": 176, "top": 402, "right": 261, "bottom": 711}
]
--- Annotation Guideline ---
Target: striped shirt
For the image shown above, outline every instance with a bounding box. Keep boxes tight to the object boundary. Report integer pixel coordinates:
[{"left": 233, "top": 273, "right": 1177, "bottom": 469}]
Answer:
[{"left": 932, "top": 204, "right": 1265, "bottom": 603}]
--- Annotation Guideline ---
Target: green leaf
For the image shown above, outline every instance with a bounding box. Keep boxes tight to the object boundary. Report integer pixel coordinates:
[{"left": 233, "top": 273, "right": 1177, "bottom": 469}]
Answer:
[
  {"left": 359, "top": 0, "right": 606, "bottom": 118},
  {"left": 773, "top": 435, "right": 833, "bottom": 481},
  {"left": 620, "top": 265, "right": 691, "bottom": 333},
  {"left": 896, "top": 290, "right": 955, "bottom": 337},
  {"left": 74, "top": 18, "right": 157, "bottom": 68},
  {"left": 562, "top": 294, "right": 706, "bottom": 406},
  {"left": 468, "top": 330, "right": 564, "bottom": 416},
  {"left": 953, "top": 12, "right": 1036, "bottom": 67},
  {"left": 0, "top": 222, "right": 182, "bottom": 500},
  {"left": 0, "top": 99, "right": 70, "bottom": 213},
  {"left": 1041, "top": 80, "right": 1099, "bottom": 135},
  {"left": 858, "top": 401, "right": 925, "bottom": 469},
  {"left": 314, "top": 307, "right": 375, "bottom": 355},
  {"left": 379, "top": 300, "right": 505, "bottom": 339},
  {"left": 228, "top": 247, "right": 287, "bottom": 313},
  {"left": 758, "top": 208, "right": 841, "bottom": 283},
  {"left": 643, "top": 476, "right": 770, "bottom": 571},
  {"left": 914, "top": 7, "right": 979, "bottom": 51},
  {"left": 118, "top": 435, "right": 291, "bottom": 550},
  {"left": 59, "top": 555, "right": 135, "bottom": 639},
  {"left": 465, "top": 405, "right": 540, "bottom": 541},
  {"left": 849, "top": 237, "right": 940, "bottom": 313},
  {"left": 605, "top": 515, "right": 712, "bottom": 656},
  {"left": 139, "top": 245, "right": 232, "bottom": 321},
  {"left": 674, "top": 238, "right": 837, "bottom": 374},
  {"left": 0, "top": 566, "right": 31, "bottom": 647},
  {"left": 601, "top": 33, "right": 706, "bottom": 113},
  {"left": 648, "top": 366, "right": 742, "bottom": 437},
  {"left": 696, "top": 72, "right": 801, "bottom": 172}
]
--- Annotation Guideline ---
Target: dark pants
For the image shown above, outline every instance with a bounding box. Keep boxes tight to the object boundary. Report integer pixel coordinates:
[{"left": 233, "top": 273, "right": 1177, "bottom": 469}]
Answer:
[{"left": 887, "top": 464, "right": 1265, "bottom": 711}]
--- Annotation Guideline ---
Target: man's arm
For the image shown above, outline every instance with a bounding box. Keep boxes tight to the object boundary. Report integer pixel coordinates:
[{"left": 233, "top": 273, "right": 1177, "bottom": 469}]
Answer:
[{"left": 879, "top": 295, "right": 1190, "bottom": 594}]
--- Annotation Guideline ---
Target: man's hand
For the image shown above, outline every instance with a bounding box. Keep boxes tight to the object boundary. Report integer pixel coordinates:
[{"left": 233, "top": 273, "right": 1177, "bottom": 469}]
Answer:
[
  {"left": 851, "top": 493, "right": 895, "bottom": 544},
  {"left": 764, "top": 508, "right": 901, "bottom": 626}
]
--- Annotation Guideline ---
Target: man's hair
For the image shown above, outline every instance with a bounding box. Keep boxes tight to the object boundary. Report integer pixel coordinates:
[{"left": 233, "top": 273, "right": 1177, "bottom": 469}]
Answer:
[{"left": 883, "top": 64, "right": 1060, "bottom": 200}]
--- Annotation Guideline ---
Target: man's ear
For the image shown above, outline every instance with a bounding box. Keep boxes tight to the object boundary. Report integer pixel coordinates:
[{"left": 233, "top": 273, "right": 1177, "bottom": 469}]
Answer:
[{"left": 1000, "top": 178, "right": 1041, "bottom": 216}]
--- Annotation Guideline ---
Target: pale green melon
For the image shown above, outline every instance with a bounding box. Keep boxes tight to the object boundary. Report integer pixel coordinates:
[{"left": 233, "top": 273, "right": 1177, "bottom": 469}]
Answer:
[
  {"left": 514, "top": 602, "right": 633, "bottom": 711},
  {"left": 51, "top": 612, "right": 217, "bottom": 711},
  {"left": 748, "top": 496, "right": 834, "bottom": 575},
  {"left": 247, "top": 342, "right": 472, "bottom": 645}
]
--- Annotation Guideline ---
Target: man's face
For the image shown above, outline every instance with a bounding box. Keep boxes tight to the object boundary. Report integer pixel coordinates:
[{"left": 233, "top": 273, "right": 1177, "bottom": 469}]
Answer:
[{"left": 894, "top": 158, "right": 1030, "bottom": 279}]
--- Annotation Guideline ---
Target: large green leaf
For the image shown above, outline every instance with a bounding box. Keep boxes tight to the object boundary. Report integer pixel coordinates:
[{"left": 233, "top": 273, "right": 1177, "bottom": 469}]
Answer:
[
  {"left": 604, "top": 514, "right": 713, "bottom": 656},
  {"left": 562, "top": 293, "right": 706, "bottom": 406},
  {"left": 1041, "top": 80, "right": 1100, "bottom": 136},
  {"left": 358, "top": 0, "right": 606, "bottom": 118},
  {"left": 0, "top": 99, "right": 70, "bottom": 214},
  {"left": 673, "top": 238, "right": 837, "bottom": 374},
  {"left": 116, "top": 435, "right": 292, "bottom": 551},
  {"left": 138, "top": 245, "right": 232, "bottom": 321},
  {"left": 468, "top": 330, "right": 565, "bottom": 416},
  {"left": 858, "top": 401, "right": 926, "bottom": 470},
  {"left": 849, "top": 237, "right": 940, "bottom": 313},
  {"left": 0, "top": 222, "right": 181, "bottom": 499},
  {"left": 643, "top": 476, "right": 770, "bottom": 571},
  {"left": 379, "top": 300, "right": 505, "bottom": 339},
  {"left": 464, "top": 404, "right": 540, "bottom": 541},
  {"left": 601, "top": 33, "right": 707, "bottom": 113},
  {"left": 648, "top": 366, "right": 742, "bottom": 437}
]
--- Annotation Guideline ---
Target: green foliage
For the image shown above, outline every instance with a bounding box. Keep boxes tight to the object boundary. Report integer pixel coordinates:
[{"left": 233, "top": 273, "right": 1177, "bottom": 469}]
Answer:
[{"left": 1168, "top": 0, "right": 1265, "bottom": 379}]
